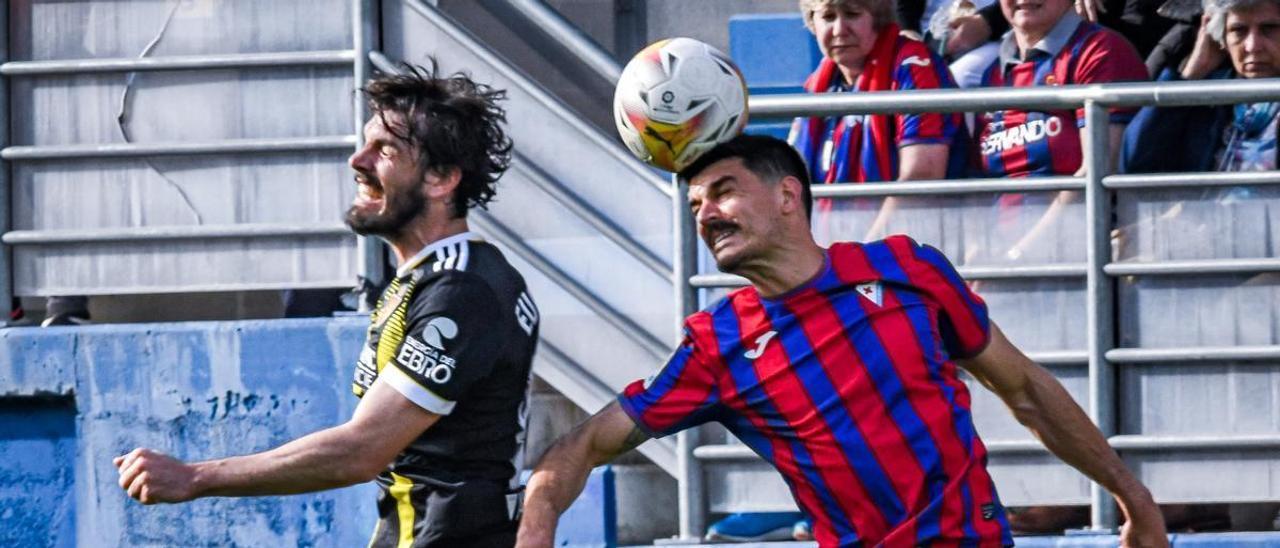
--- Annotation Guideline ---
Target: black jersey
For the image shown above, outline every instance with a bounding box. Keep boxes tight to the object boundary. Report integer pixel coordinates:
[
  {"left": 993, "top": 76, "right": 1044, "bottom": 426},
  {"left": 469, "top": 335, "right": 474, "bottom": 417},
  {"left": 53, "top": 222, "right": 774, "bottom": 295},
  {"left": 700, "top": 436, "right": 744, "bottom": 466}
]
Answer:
[{"left": 352, "top": 232, "right": 539, "bottom": 547}]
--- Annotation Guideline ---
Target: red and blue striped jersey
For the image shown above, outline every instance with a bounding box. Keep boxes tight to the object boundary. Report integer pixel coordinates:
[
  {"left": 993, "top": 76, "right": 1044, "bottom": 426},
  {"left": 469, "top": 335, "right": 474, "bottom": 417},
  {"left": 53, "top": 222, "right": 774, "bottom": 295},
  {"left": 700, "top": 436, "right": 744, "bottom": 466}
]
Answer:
[
  {"left": 619, "top": 236, "right": 1012, "bottom": 547},
  {"left": 976, "top": 15, "right": 1147, "bottom": 178},
  {"left": 789, "top": 35, "right": 967, "bottom": 184}
]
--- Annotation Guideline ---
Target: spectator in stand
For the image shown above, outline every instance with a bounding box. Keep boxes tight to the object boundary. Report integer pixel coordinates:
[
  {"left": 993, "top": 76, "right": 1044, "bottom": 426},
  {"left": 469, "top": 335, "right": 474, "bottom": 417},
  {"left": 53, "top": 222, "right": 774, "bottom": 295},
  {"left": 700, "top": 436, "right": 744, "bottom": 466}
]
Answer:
[
  {"left": 899, "top": 0, "right": 1004, "bottom": 88},
  {"left": 787, "top": 0, "right": 970, "bottom": 245},
  {"left": 946, "top": 0, "right": 1175, "bottom": 76},
  {"left": 1122, "top": 0, "right": 1280, "bottom": 173},
  {"left": 973, "top": 0, "right": 1147, "bottom": 261}
]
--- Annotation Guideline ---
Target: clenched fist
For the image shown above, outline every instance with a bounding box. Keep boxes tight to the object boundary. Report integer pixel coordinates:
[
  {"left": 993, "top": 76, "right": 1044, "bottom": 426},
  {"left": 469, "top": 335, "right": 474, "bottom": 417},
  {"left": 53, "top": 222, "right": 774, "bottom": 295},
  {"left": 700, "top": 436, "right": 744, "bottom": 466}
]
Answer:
[{"left": 113, "top": 448, "right": 198, "bottom": 504}]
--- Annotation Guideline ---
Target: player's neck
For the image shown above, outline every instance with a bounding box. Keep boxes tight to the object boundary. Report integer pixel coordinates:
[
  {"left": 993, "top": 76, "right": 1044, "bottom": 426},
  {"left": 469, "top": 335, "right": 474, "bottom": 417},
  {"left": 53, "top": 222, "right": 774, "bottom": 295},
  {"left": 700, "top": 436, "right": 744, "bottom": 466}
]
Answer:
[
  {"left": 388, "top": 213, "right": 470, "bottom": 267},
  {"left": 737, "top": 239, "right": 826, "bottom": 299}
]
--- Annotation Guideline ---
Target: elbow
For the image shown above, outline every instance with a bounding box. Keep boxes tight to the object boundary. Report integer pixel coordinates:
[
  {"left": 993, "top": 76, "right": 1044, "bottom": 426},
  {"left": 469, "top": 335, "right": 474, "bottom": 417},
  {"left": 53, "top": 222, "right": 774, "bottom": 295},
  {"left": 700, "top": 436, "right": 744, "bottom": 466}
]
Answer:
[{"left": 340, "top": 459, "right": 386, "bottom": 486}]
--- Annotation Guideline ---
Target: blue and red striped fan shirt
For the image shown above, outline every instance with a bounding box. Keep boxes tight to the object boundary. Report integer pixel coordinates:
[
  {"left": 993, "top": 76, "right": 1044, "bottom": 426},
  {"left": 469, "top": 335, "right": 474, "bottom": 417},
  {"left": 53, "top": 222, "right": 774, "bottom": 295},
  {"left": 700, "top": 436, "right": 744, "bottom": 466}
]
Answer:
[
  {"left": 789, "top": 34, "right": 967, "bottom": 184},
  {"left": 619, "top": 236, "right": 1013, "bottom": 547},
  {"left": 976, "top": 14, "right": 1147, "bottom": 178}
]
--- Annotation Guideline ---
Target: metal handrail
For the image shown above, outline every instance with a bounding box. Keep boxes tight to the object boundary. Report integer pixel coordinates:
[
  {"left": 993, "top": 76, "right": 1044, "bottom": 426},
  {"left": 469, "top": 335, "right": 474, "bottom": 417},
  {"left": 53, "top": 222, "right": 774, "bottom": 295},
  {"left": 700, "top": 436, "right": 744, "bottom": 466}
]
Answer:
[
  {"left": 2, "top": 223, "right": 350, "bottom": 245},
  {"left": 476, "top": 0, "right": 621, "bottom": 85},
  {"left": 748, "top": 77, "right": 1280, "bottom": 117},
  {"left": 1105, "top": 170, "right": 1280, "bottom": 189},
  {"left": 470, "top": 211, "right": 670, "bottom": 361},
  {"left": 1106, "top": 258, "right": 1280, "bottom": 276},
  {"left": 1107, "top": 345, "right": 1280, "bottom": 363},
  {"left": 811, "top": 176, "right": 1083, "bottom": 197},
  {"left": 693, "top": 433, "right": 1280, "bottom": 461},
  {"left": 0, "top": 50, "right": 354, "bottom": 76},
  {"left": 1, "top": 136, "right": 354, "bottom": 160},
  {"left": 683, "top": 81, "right": 1280, "bottom": 533},
  {"left": 509, "top": 154, "right": 671, "bottom": 279}
]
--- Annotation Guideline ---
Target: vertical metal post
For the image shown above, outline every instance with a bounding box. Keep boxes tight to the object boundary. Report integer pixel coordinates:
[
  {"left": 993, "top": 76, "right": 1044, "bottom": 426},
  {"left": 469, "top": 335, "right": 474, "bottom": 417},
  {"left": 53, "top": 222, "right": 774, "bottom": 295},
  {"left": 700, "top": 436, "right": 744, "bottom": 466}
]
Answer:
[
  {"left": 353, "top": 0, "right": 385, "bottom": 311},
  {"left": 0, "top": 0, "right": 12, "bottom": 325},
  {"left": 1084, "top": 100, "right": 1118, "bottom": 531},
  {"left": 672, "top": 173, "right": 705, "bottom": 540}
]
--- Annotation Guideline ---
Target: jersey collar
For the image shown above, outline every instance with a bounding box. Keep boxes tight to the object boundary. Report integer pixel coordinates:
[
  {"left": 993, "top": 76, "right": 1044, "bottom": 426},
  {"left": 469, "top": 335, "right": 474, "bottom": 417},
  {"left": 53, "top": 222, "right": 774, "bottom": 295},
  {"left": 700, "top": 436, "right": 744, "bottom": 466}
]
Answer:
[
  {"left": 998, "top": 10, "right": 1082, "bottom": 68},
  {"left": 396, "top": 231, "right": 481, "bottom": 277}
]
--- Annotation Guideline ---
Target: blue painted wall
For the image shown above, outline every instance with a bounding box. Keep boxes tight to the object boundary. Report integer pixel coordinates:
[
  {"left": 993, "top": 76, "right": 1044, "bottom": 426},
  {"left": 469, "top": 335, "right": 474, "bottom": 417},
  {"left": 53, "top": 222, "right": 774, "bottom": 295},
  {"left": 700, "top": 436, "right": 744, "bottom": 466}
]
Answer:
[
  {"left": 0, "top": 398, "right": 76, "bottom": 547},
  {"left": 0, "top": 318, "right": 377, "bottom": 547},
  {"left": 729, "top": 13, "right": 821, "bottom": 141}
]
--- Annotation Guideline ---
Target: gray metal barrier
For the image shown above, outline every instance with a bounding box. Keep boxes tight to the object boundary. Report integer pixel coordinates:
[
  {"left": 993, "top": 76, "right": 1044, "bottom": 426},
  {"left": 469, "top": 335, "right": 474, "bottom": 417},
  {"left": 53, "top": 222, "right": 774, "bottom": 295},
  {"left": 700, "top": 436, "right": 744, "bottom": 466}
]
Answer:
[
  {"left": 0, "top": 0, "right": 381, "bottom": 315},
  {"left": 673, "top": 78, "right": 1280, "bottom": 536}
]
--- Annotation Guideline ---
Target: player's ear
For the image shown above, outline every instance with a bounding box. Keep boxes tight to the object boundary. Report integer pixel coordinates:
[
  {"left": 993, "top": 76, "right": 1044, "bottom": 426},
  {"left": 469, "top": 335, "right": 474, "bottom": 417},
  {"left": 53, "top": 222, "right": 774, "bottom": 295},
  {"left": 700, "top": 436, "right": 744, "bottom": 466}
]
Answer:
[
  {"left": 424, "top": 166, "right": 462, "bottom": 201},
  {"left": 778, "top": 175, "right": 805, "bottom": 216}
]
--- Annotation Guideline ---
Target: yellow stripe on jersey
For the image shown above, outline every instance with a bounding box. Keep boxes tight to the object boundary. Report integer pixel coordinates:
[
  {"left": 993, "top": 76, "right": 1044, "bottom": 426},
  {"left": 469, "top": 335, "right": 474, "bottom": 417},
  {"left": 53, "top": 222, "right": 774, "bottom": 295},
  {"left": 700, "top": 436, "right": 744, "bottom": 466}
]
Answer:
[
  {"left": 389, "top": 471, "right": 416, "bottom": 548},
  {"left": 374, "top": 277, "right": 417, "bottom": 373}
]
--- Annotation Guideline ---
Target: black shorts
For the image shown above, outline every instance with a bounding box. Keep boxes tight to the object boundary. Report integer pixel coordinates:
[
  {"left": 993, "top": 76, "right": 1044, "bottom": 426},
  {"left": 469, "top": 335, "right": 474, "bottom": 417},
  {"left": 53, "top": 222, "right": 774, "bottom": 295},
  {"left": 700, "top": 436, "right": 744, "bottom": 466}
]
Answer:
[{"left": 368, "top": 477, "right": 518, "bottom": 548}]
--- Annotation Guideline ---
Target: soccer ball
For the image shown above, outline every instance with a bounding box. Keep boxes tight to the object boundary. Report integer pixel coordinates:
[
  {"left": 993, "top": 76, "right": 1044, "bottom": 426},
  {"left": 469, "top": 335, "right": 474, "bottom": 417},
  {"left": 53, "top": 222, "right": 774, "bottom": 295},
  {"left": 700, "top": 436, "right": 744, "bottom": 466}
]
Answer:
[{"left": 613, "top": 37, "right": 749, "bottom": 173}]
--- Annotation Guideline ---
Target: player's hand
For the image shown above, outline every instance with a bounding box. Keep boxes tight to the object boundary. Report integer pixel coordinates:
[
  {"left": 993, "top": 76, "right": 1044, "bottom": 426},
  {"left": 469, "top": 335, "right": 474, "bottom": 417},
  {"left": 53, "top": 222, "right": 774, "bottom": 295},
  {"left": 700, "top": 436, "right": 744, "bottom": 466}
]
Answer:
[
  {"left": 1073, "top": 0, "right": 1107, "bottom": 23},
  {"left": 1180, "top": 13, "right": 1227, "bottom": 80},
  {"left": 945, "top": 14, "right": 991, "bottom": 56},
  {"left": 114, "top": 447, "right": 198, "bottom": 504}
]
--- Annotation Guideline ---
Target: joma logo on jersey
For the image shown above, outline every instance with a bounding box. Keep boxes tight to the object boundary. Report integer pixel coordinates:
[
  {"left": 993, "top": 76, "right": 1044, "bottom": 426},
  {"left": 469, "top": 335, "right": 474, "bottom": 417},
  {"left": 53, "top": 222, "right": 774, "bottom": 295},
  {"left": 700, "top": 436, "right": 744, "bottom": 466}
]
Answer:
[
  {"left": 981, "top": 116, "right": 1063, "bottom": 155},
  {"left": 397, "top": 336, "right": 458, "bottom": 384}
]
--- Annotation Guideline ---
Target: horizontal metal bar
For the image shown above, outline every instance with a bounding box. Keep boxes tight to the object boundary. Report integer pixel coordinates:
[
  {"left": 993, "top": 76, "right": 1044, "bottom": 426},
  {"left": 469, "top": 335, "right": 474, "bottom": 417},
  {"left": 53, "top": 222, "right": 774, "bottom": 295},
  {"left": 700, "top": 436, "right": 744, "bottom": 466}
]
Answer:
[
  {"left": 21, "top": 279, "right": 358, "bottom": 298},
  {"left": 691, "top": 445, "right": 757, "bottom": 461},
  {"left": 689, "top": 263, "right": 1086, "bottom": 289},
  {"left": 984, "top": 440, "right": 1048, "bottom": 454},
  {"left": 2, "top": 136, "right": 355, "bottom": 160},
  {"left": 3, "top": 223, "right": 351, "bottom": 244},
  {"left": 1105, "top": 170, "right": 1280, "bottom": 190},
  {"left": 980, "top": 434, "right": 1280, "bottom": 454},
  {"left": 697, "top": 433, "right": 1280, "bottom": 461},
  {"left": 689, "top": 273, "right": 746, "bottom": 289},
  {"left": 959, "top": 263, "right": 1087, "bottom": 280},
  {"left": 1108, "top": 434, "right": 1280, "bottom": 451},
  {"left": 0, "top": 50, "right": 355, "bottom": 76},
  {"left": 1025, "top": 350, "right": 1089, "bottom": 366},
  {"left": 1105, "top": 258, "right": 1280, "bottom": 277},
  {"left": 1106, "top": 345, "right": 1280, "bottom": 364},
  {"left": 749, "top": 78, "right": 1280, "bottom": 118},
  {"left": 811, "top": 176, "right": 1083, "bottom": 198}
]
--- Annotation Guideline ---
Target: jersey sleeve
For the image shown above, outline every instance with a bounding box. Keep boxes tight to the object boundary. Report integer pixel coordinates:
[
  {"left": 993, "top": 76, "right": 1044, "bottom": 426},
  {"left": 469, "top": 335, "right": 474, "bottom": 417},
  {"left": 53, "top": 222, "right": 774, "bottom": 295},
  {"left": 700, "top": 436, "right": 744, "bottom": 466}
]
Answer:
[
  {"left": 890, "top": 236, "right": 992, "bottom": 359},
  {"left": 1072, "top": 30, "right": 1148, "bottom": 126},
  {"left": 618, "top": 318, "right": 722, "bottom": 437},
  {"left": 379, "top": 273, "right": 503, "bottom": 415},
  {"left": 893, "top": 44, "right": 961, "bottom": 147}
]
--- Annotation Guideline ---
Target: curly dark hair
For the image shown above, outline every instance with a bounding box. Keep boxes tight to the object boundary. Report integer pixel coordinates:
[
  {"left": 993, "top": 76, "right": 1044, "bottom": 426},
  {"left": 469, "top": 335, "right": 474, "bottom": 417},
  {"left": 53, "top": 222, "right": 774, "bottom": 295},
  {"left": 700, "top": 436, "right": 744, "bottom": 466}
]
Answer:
[{"left": 361, "top": 61, "right": 513, "bottom": 218}]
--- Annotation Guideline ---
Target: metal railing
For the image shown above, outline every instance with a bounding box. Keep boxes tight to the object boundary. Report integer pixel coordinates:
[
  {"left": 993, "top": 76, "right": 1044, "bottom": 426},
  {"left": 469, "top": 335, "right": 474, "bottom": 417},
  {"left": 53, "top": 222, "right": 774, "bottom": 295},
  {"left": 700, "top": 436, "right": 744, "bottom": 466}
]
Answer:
[
  {"left": 672, "top": 77, "right": 1280, "bottom": 536},
  {"left": 0, "top": 1, "right": 386, "bottom": 315}
]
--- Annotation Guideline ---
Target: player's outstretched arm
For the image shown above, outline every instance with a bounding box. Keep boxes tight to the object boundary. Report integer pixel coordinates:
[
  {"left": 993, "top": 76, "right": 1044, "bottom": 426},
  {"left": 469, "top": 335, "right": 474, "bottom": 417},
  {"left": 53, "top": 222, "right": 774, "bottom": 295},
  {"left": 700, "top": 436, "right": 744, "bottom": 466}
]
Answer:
[
  {"left": 114, "top": 377, "right": 439, "bottom": 504},
  {"left": 517, "top": 401, "right": 650, "bottom": 548},
  {"left": 958, "top": 323, "right": 1168, "bottom": 548}
]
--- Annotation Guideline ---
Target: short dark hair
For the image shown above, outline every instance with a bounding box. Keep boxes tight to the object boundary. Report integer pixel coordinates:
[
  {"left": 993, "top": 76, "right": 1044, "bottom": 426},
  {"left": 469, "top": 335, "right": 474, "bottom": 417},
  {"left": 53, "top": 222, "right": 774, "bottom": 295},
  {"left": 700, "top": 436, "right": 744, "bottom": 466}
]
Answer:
[
  {"left": 678, "top": 134, "right": 813, "bottom": 219},
  {"left": 361, "top": 61, "right": 513, "bottom": 218}
]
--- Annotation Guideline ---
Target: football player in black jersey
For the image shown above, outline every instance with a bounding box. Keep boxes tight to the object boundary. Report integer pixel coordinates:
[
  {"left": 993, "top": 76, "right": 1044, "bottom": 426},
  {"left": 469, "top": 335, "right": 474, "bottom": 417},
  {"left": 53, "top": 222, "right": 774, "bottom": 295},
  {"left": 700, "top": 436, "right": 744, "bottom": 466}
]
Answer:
[{"left": 113, "top": 62, "right": 539, "bottom": 547}]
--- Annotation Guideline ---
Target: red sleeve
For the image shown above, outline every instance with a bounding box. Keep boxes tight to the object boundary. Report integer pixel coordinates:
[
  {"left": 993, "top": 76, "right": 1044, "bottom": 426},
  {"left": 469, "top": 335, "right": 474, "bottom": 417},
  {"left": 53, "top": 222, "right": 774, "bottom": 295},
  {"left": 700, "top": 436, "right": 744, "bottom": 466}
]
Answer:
[
  {"left": 1072, "top": 30, "right": 1149, "bottom": 125},
  {"left": 618, "top": 313, "right": 722, "bottom": 437}
]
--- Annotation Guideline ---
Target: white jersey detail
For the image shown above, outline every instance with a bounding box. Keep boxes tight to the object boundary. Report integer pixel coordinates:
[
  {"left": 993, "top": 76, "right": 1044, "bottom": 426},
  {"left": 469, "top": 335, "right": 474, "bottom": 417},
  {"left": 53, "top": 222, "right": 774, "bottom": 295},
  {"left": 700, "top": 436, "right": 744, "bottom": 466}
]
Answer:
[{"left": 380, "top": 365, "right": 457, "bottom": 415}]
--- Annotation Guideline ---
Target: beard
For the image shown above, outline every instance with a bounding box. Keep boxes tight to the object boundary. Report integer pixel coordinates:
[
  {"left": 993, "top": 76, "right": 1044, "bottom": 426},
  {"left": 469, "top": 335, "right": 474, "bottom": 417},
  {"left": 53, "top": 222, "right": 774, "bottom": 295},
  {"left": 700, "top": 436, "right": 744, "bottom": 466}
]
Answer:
[{"left": 344, "top": 173, "right": 427, "bottom": 238}]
